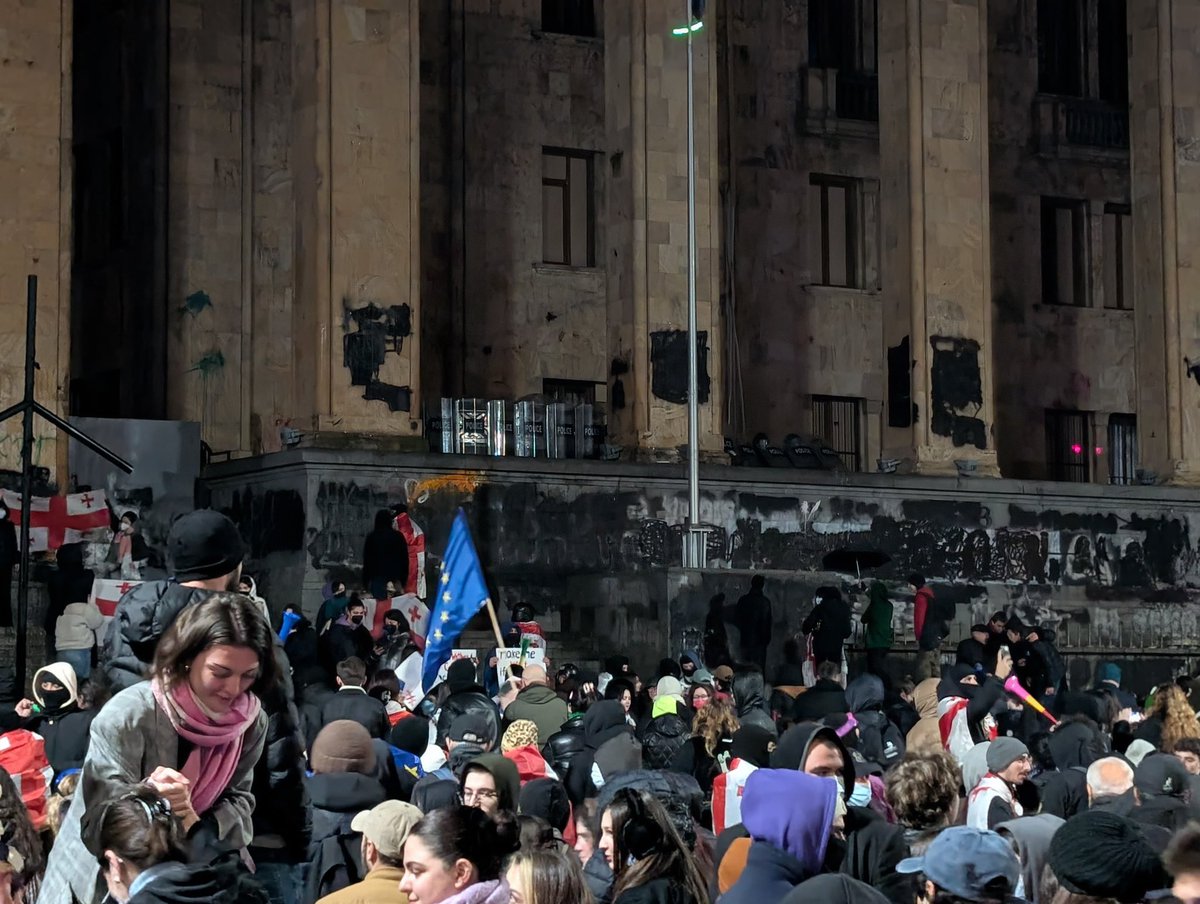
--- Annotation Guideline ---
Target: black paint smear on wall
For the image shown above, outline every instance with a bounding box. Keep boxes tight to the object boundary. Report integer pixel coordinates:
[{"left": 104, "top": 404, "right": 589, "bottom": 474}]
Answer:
[
  {"left": 224, "top": 488, "right": 306, "bottom": 559},
  {"left": 650, "top": 330, "right": 710, "bottom": 405},
  {"left": 1008, "top": 506, "right": 1119, "bottom": 534},
  {"left": 930, "top": 336, "right": 986, "bottom": 449},
  {"left": 887, "top": 335, "right": 913, "bottom": 427},
  {"left": 342, "top": 300, "right": 413, "bottom": 412}
]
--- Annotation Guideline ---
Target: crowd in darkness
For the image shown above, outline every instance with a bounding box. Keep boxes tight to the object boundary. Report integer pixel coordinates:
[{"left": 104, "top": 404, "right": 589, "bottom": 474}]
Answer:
[{"left": 0, "top": 510, "right": 1197, "bottom": 904}]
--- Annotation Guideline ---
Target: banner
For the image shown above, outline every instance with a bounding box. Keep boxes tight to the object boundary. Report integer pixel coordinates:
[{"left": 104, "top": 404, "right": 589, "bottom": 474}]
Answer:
[
  {"left": 495, "top": 645, "right": 546, "bottom": 685},
  {"left": 90, "top": 577, "right": 143, "bottom": 619}
]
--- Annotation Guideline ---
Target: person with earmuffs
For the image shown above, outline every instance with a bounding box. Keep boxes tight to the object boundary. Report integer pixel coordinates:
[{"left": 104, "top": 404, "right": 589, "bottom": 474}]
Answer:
[{"left": 596, "top": 788, "right": 710, "bottom": 904}]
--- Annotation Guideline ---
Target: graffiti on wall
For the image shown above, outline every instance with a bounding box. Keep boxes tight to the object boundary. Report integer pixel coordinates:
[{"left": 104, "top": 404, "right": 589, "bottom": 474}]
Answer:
[
  {"left": 342, "top": 299, "right": 413, "bottom": 412},
  {"left": 930, "top": 336, "right": 986, "bottom": 449}
]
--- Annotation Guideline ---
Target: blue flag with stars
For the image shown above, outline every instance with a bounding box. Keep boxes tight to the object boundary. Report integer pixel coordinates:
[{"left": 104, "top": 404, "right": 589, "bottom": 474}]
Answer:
[{"left": 422, "top": 509, "right": 492, "bottom": 691}]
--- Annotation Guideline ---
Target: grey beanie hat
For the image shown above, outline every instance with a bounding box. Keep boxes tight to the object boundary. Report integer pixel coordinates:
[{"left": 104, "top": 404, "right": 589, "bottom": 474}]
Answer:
[{"left": 986, "top": 736, "right": 1029, "bottom": 773}]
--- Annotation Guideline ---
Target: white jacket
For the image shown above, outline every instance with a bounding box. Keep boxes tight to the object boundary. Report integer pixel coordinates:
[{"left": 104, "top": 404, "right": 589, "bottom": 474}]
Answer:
[{"left": 55, "top": 601, "right": 104, "bottom": 651}]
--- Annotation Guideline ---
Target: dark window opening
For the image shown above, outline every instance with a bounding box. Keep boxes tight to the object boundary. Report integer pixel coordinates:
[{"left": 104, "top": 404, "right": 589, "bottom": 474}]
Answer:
[
  {"left": 1038, "top": 0, "right": 1084, "bottom": 96},
  {"left": 1097, "top": 0, "right": 1128, "bottom": 106},
  {"left": 809, "top": 0, "right": 878, "bottom": 120},
  {"left": 1108, "top": 413, "right": 1137, "bottom": 485},
  {"left": 542, "top": 0, "right": 595, "bottom": 38},
  {"left": 1102, "top": 203, "right": 1132, "bottom": 310},
  {"left": 1046, "top": 409, "right": 1092, "bottom": 483},
  {"left": 811, "top": 175, "right": 859, "bottom": 288},
  {"left": 812, "top": 395, "right": 863, "bottom": 472},
  {"left": 542, "top": 378, "right": 597, "bottom": 408},
  {"left": 542, "top": 148, "right": 595, "bottom": 267},
  {"left": 1041, "top": 198, "right": 1087, "bottom": 307}
]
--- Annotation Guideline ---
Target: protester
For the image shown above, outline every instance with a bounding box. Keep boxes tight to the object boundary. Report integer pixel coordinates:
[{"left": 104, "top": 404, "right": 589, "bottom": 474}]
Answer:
[
  {"left": 909, "top": 575, "right": 947, "bottom": 681},
  {"left": 641, "top": 677, "right": 690, "bottom": 770},
  {"left": 505, "top": 665, "right": 570, "bottom": 746},
  {"left": 321, "top": 597, "right": 375, "bottom": 672},
  {"left": 460, "top": 753, "right": 520, "bottom": 816},
  {"left": 802, "top": 586, "right": 852, "bottom": 670},
  {"left": 1130, "top": 753, "right": 1192, "bottom": 833},
  {"left": 316, "top": 656, "right": 388, "bottom": 740},
  {"left": 399, "top": 806, "right": 520, "bottom": 904},
  {"left": 42, "top": 592, "right": 274, "bottom": 904},
  {"left": 937, "top": 661, "right": 1009, "bottom": 763},
  {"left": 730, "top": 669, "right": 776, "bottom": 736},
  {"left": 1174, "top": 736, "right": 1200, "bottom": 775},
  {"left": 21, "top": 662, "right": 97, "bottom": 775},
  {"left": 435, "top": 659, "right": 502, "bottom": 748},
  {"left": 905, "top": 677, "right": 941, "bottom": 755},
  {"left": 54, "top": 595, "right": 104, "bottom": 679},
  {"left": 712, "top": 725, "right": 774, "bottom": 834},
  {"left": 966, "top": 737, "right": 1032, "bottom": 829},
  {"left": 316, "top": 582, "right": 350, "bottom": 636},
  {"left": 0, "top": 767, "right": 43, "bottom": 901},
  {"left": 368, "top": 668, "right": 409, "bottom": 726},
  {"left": 565, "top": 700, "right": 642, "bottom": 804},
  {"left": 791, "top": 661, "right": 848, "bottom": 723},
  {"left": 845, "top": 673, "right": 905, "bottom": 769},
  {"left": 1046, "top": 809, "right": 1168, "bottom": 902},
  {"left": 597, "top": 788, "right": 710, "bottom": 904},
  {"left": 362, "top": 509, "right": 408, "bottom": 601},
  {"left": 1086, "top": 757, "right": 1135, "bottom": 814},
  {"left": 1163, "top": 822, "right": 1200, "bottom": 903},
  {"left": 315, "top": 800, "right": 421, "bottom": 904},
  {"left": 895, "top": 826, "right": 1021, "bottom": 904},
  {"left": 45, "top": 542, "right": 94, "bottom": 662},
  {"left": 507, "top": 849, "right": 595, "bottom": 904},
  {"left": 684, "top": 681, "right": 714, "bottom": 711},
  {"left": 94, "top": 786, "right": 268, "bottom": 903},
  {"left": 503, "top": 719, "right": 559, "bottom": 784},
  {"left": 670, "top": 697, "right": 737, "bottom": 795},
  {"left": 886, "top": 751, "right": 961, "bottom": 850},
  {"left": 994, "top": 812, "right": 1064, "bottom": 904},
  {"left": 1093, "top": 663, "right": 1137, "bottom": 717},
  {"left": 862, "top": 581, "right": 893, "bottom": 680},
  {"left": 1135, "top": 684, "right": 1200, "bottom": 752}
]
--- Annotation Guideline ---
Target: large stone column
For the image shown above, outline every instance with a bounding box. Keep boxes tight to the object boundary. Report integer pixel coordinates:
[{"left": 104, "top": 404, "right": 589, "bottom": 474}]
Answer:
[
  {"left": 604, "top": 1, "right": 723, "bottom": 459},
  {"left": 292, "top": 0, "right": 422, "bottom": 441},
  {"left": 0, "top": 0, "right": 71, "bottom": 481},
  {"left": 878, "top": 0, "right": 998, "bottom": 475},
  {"left": 1129, "top": 0, "right": 1200, "bottom": 484}
]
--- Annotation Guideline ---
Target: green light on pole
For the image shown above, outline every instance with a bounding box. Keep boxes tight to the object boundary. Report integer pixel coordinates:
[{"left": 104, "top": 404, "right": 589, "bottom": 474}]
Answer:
[{"left": 672, "top": 20, "right": 704, "bottom": 35}]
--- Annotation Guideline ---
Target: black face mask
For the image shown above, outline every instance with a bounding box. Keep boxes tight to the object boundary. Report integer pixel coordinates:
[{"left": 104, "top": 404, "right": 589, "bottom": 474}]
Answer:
[
  {"left": 383, "top": 623, "right": 398, "bottom": 635},
  {"left": 40, "top": 688, "right": 71, "bottom": 711},
  {"left": 350, "top": 614, "right": 364, "bottom": 625}
]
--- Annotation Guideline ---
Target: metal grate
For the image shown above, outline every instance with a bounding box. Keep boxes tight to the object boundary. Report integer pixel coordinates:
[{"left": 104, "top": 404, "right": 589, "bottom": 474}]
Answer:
[
  {"left": 812, "top": 395, "right": 862, "bottom": 471},
  {"left": 836, "top": 72, "right": 879, "bottom": 122},
  {"left": 1045, "top": 409, "right": 1091, "bottom": 483},
  {"left": 1108, "top": 414, "right": 1137, "bottom": 485}
]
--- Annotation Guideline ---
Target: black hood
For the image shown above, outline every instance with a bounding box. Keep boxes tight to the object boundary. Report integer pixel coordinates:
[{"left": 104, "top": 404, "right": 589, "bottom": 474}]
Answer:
[
  {"left": 937, "top": 663, "right": 978, "bottom": 701},
  {"left": 582, "top": 700, "right": 630, "bottom": 749},
  {"left": 845, "top": 674, "right": 885, "bottom": 713},
  {"left": 732, "top": 670, "right": 768, "bottom": 713},
  {"left": 771, "top": 722, "right": 854, "bottom": 797},
  {"left": 306, "top": 772, "right": 387, "bottom": 812},
  {"left": 118, "top": 580, "right": 215, "bottom": 653},
  {"left": 782, "top": 873, "right": 891, "bottom": 904},
  {"left": 1047, "top": 719, "right": 1105, "bottom": 770}
]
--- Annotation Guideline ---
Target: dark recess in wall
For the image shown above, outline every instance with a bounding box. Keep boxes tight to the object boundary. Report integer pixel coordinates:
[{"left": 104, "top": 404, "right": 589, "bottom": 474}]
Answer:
[{"left": 650, "top": 330, "right": 710, "bottom": 405}]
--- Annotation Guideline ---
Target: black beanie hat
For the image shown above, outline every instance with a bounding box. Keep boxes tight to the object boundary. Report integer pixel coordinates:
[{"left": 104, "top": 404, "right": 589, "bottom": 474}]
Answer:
[
  {"left": 730, "top": 725, "right": 775, "bottom": 768},
  {"left": 168, "top": 510, "right": 243, "bottom": 582},
  {"left": 1048, "top": 810, "right": 1168, "bottom": 903},
  {"left": 519, "top": 778, "right": 571, "bottom": 831},
  {"left": 446, "top": 658, "right": 478, "bottom": 693},
  {"left": 390, "top": 716, "right": 430, "bottom": 756}
]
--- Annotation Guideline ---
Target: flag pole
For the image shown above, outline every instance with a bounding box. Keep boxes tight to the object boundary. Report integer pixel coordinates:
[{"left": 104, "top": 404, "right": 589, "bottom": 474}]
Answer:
[{"left": 484, "top": 597, "right": 517, "bottom": 683}]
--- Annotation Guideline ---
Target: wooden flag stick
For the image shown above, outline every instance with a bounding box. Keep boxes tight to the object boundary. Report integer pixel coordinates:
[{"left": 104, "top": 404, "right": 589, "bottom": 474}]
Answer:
[{"left": 485, "top": 597, "right": 516, "bottom": 683}]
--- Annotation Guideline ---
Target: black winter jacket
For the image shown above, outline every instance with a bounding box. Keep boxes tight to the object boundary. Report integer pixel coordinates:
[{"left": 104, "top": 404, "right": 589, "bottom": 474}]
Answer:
[
  {"left": 127, "top": 853, "right": 270, "bottom": 904},
  {"left": 99, "top": 581, "right": 214, "bottom": 691},
  {"left": 792, "top": 679, "right": 849, "bottom": 723},
  {"left": 320, "top": 622, "right": 374, "bottom": 672},
  {"left": 640, "top": 711, "right": 690, "bottom": 770},
  {"left": 720, "top": 838, "right": 816, "bottom": 904},
  {"left": 613, "top": 877, "right": 699, "bottom": 904},
  {"left": 320, "top": 688, "right": 390, "bottom": 740},
  {"left": 38, "top": 707, "right": 97, "bottom": 774},
  {"left": 434, "top": 688, "right": 501, "bottom": 746}
]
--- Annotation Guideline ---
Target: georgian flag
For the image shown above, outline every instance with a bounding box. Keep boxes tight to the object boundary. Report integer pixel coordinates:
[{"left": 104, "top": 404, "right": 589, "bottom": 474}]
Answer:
[{"left": 6, "top": 489, "right": 110, "bottom": 551}]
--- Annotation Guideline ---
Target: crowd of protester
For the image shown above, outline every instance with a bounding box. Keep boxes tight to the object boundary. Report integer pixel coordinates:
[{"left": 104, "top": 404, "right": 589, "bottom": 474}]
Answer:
[{"left": 0, "top": 511, "right": 1198, "bottom": 904}]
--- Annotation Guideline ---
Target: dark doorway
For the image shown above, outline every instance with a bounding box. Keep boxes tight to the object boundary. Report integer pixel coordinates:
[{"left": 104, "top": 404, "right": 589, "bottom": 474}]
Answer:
[{"left": 70, "top": 1, "right": 168, "bottom": 419}]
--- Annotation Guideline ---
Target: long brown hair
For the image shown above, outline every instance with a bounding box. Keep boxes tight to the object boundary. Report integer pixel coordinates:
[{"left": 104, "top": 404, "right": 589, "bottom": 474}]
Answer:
[
  {"left": 691, "top": 696, "right": 738, "bottom": 757},
  {"left": 508, "top": 849, "right": 594, "bottom": 904},
  {"left": 1150, "top": 685, "right": 1200, "bottom": 753},
  {"left": 604, "top": 789, "right": 709, "bottom": 904},
  {"left": 151, "top": 592, "right": 279, "bottom": 696}
]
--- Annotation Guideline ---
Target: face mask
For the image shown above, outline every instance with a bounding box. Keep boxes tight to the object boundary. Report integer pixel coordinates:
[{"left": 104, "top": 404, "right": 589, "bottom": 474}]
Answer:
[
  {"left": 383, "top": 623, "right": 397, "bottom": 635},
  {"left": 350, "top": 615, "right": 364, "bottom": 625},
  {"left": 848, "top": 781, "right": 873, "bottom": 808},
  {"left": 40, "top": 687, "right": 70, "bottom": 711},
  {"left": 692, "top": 698, "right": 708, "bottom": 710}
]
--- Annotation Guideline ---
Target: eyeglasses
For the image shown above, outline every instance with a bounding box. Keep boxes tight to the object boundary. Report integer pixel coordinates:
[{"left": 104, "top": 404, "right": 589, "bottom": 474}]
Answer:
[{"left": 461, "top": 788, "right": 498, "bottom": 803}]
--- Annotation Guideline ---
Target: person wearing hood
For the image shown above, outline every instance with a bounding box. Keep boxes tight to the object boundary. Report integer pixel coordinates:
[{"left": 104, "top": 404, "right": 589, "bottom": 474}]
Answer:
[
  {"left": 518, "top": 778, "right": 573, "bottom": 843},
  {"left": 735, "top": 576, "right": 773, "bottom": 672},
  {"left": 704, "top": 593, "right": 731, "bottom": 668},
  {"left": 503, "top": 665, "right": 569, "bottom": 746},
  {"left": 937, "top": 660, "right": 1009, "bottom": 763},
  {"left": 1036, "top": 716, "right": 1106, "bottom": 820},
  {"left": 792, "top": 661, "right": 849, "bottom": 724},
  {"left": 1023, "top": 625, "right": 1066, "bottom": 699},
  {"left": 435, "top": 659, "right": 502, "bottom": 749},
  {"left": 1046, "top": 809, "right": 1169, "bottom": 903},
  {"left": 284, "top": 606, "right": 323, "bottom": 678},
  {"left": 679, "top": 650, "right": 702, "bottom": 684},
  {"left": 966, "top": 737, "right": 1032, "bottom": 829},
  {"left": 316, "top": 582, "right": 350, "bottom": 636},
  {"left": 321, "top": 597, "right": 374, "bottom": 673},
  {"left": 720, "top": 769, "right": 839, "bottom": 904},
  {"left": 844, "top": 674, "right": 905, "bottom": 769},
  {"left": 716, "top": 722, "right": 911, "bottom": 903},
  {"left": 861, "top": 582, "right": 893, "bottom": 682},
  {"left": 22, "top": 662, "right": 98, "bottom": 775},
  {"left": 730, "top": 668, "right": 777, "bottom": 737},
  {"left": 460, "top": 753, "right": 520, "bottom": 816},
  {"left": 501, "top": 719, "right": 559, "bottom": 784},
  {"left": 641, "top": 677, "right": 691, "bottom": 770},
  {"left": 803, "top": 586, "right": 853, "bottom": 670},
  {"left": 713, "top": 725, "right": 775, "bottom": 834},
  {"left": 1130, "top": 753, "right": 1192, "bottom": 833},
  {"left": 362, "top": 509, "right": 408, "bottom": 601},
  {"left": 781, "top": 873, "right": 891, "bottom": 904},
  {"left": 905, "top": 678, "right": 941, "bottom": 755},
  {"left": 1093, "top": 663, "right": 1137, "bottom": 718},
  {"left": 995, "top": 813, "right": 1064, "bottom": 904},
  {"left": 237, "top": 574, "right": 269, "bottom": 620},
  {"left": 94, "top": 787, "right": 270, "bottom": 904},
  {"left": 565, "top": 700, "right": 642, "bottom": 804},
  {"left": 895, "top": 826, "right": 1021, "bottom": 904}
]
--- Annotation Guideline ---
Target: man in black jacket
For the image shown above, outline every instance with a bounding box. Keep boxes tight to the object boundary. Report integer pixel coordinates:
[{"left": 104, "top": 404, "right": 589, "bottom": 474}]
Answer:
[
  {"left": 97, "top": 509, "right": 311, "bottom": 899},
  {"left": 362, "top": 509, "right": 408, "bottom": 600},
  {"left": 320, "top": 596, "right": 374, "bottom": 673},
  {"left": 802, "top": 586, "right": 852, "bottom": 669},
  {"left": 792, "top": 661, "right": 849, "bottom": 723},
  {"left": 321, "top": 656, "right": 390, "bottom": 740}
]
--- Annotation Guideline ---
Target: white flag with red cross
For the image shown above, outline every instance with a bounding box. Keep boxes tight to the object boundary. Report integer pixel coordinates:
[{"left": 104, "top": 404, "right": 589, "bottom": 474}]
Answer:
[
  {"left": 90, "top": 577, "right": 144, "bottom": 619},
  {"left": 5, "top": 489, "right": 110, "bottom": 551}
]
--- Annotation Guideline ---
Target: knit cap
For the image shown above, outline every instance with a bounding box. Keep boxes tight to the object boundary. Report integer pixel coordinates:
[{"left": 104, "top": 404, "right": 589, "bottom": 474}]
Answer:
[
  {"left": 1048, "top": 810, "right": 1168, "bottom": 903},
  {"left": 310, "top": 720, "right": 377, "bottom": 775}
]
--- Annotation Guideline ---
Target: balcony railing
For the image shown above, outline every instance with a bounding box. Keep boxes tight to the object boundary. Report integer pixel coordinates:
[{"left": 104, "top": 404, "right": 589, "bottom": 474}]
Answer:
[
  {"left": 835, "top": 71, "right": 879, "bottom": 122},
  {"left": 1034, "top": 95, "right": 1129, "bottom": 156}
]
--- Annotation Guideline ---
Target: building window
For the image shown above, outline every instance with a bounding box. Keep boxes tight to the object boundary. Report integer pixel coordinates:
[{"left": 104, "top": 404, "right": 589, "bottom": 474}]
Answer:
[
  {"left": 541, "top": 0, "right": 595, "bottom": 38},
  {"left": 809, "top": 0, "right": 878, "bottom": 121},
  {"left": 1108, "top": 413, "right": 1137, "bottom": 485},
  {"left": 1046, "top": 409, "right": 1092, "bottom": 482},
  {"left": 542, "top": 148, "right": 595, "bottom": 267},
  {"left": 1041, "top": 198, "right": 1087, "bottom": 307},
  {"left": 810, "top": 175, "right": 859, "bottom": 288},
  {"left": 1038, "top": 0, "right": 1084, "bottom": 96},
  {"left": 542, "top": 378, "right": 596, "bottom": 407},
  {"left": 1102, "top": 203, "right": 1132, "bottom": 310},
  {"left": 812, "top": 395, "right": 863, "bottom": 471},
  {"left": 1097, "top": 0, "right": 1128, "bottom": 105}
]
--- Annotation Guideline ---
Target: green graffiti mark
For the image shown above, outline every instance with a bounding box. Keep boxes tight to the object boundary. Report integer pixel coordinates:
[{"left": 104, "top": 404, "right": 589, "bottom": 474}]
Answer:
[
  {"left": 189, "top": 350, "right": 225, "bottom": 375},
  {"left": 182, "top": 290, "right": 213, "bottom": 317}
]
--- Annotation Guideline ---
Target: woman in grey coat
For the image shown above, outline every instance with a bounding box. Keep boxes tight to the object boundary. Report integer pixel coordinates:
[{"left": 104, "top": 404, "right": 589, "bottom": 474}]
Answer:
[{"left": 41, "top": 592, "right": 275, "bottom": 904}]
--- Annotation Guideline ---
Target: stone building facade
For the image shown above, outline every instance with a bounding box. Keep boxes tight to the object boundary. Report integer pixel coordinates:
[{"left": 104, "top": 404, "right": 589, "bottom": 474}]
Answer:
[{"left": 0, "top": 0, "right": 1194, "bottom": 489}]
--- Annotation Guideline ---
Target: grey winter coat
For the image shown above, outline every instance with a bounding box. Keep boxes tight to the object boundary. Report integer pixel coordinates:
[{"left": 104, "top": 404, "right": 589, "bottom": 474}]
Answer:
[{"left": 40, "top": 681, "right": 267, "bottom": 904}]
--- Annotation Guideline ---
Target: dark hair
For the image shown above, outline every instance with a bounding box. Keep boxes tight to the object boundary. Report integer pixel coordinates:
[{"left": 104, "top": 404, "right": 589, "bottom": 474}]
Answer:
[
  {"left": 407, "top": 806, "right": 520, "bottom": 881},
  {"left": 239, "top": 573, "right": 253, "bottom": 586},
  {"left": 1164, "top": 821, "right": 1200, "bottom": 877},
  {"left": 603, "top": 789, "right": 708, "bottom": 904},
  {"left": 346, "top": 594, "right": 366, "bottom": 613},
  {"left": 95, "top": 787, "right": 186, "bottom": 872},
  {"left": 886, "top": 752, "right": 960, "bottom": 831},
  {"left": 783, "top": 638, "right": 802, "bottom": 665},
  {"left": 896, "top": 675, "right": 916, "bottom": 696},
  {"left": 750, "top": 575, "right": 765, "bottom": 590},
  {"left": 331, "top": 581, "right": 346, "bottom": 595},
  {"left": 909, "top": 573, "right": 926, "bottom": 589},
  {"left": 817, "top": 660, "right": 842, "bottom": 681},
  {"left": 384, "top": 608, "right": 409, "bottom": 629},
  {"left": 1172, "top": 736, "right": 1200, "bottom": 758},
  {"left": 0, "top": 769, "right": 41, "bottom": 883},
  {"left": 508, "top": 850, "right": 594, "bottom": 904},
  {"left": 336, "top": 657, "right": 367, "bottom": 686},
  {"left": 516, "top": 814, "right": 558, "bottom": 852},
  {"left": 120, "top": 511, "right": 138, "bottom": 524},
  {"left": 369, "top": 668, "right": 401, "bottom": 700},
  {"left": 151, "top": 592, "right": 278, "bottom": 696}
]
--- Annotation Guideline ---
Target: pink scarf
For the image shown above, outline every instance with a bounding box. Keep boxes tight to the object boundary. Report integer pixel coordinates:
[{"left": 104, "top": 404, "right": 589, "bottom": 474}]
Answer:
[{"left": 151, "top": 679, "right": 261, "bottom": 815}]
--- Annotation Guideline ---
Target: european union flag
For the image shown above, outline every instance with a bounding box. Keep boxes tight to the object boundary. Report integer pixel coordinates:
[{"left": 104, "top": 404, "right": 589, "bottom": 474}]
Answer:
[{"left": 422, "top": 509, "right": 491, "bottom": 691}]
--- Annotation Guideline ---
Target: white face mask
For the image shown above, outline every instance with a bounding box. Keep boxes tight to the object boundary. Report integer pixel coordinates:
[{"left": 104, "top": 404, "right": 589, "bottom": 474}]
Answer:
[{"left": 848, "top": 781, "right": 873, "bottom": 808}]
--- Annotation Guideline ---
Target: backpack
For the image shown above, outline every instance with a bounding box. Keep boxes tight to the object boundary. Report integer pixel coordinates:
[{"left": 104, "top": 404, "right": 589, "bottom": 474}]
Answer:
[
  {"left": 0, "top": 729, "right": 52, "bottom": 829},
  {"left": 305, "top": 826, "right": 365, "bottom": 902}
]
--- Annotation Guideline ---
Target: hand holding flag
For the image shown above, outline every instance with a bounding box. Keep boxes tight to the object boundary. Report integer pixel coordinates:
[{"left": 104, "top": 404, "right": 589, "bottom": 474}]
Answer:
[{"left": 421, "top": 509, "right": 492, "bottom": 691}]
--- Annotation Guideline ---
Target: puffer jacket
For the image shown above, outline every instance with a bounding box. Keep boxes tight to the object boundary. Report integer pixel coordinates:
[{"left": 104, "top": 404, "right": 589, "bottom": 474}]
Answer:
[
  {"left": 99, "top": 579, "right": 311, "bottom": 864},
  {"left": 905, "top": 678, "right": 941, "bottom": 754},
  {"left": 435, "top": 688, "right": 501, "bottom": 747},
  {"left": 640, "top": 709, "right": 690, "bottom": 770}
]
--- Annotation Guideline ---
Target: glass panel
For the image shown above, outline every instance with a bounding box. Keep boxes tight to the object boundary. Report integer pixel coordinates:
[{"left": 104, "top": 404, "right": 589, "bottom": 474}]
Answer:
[
  {"left": 1102, "top": 213, "right": 1119, "bottom": 309},
  {"left": 569, "top": 156, "right": 589, "bottom": 266},
  {"left": 543, "top": 152, "right": 566, "bottom": 181},
  {"left": 1055, "top": 206, "right": 1075, "bottom": 306},
  {"left": 827, "top": 185, "right": 849, "bottom": 287},
  {"left": 542, "top": 184, "right": 565, "bottom": 263}
]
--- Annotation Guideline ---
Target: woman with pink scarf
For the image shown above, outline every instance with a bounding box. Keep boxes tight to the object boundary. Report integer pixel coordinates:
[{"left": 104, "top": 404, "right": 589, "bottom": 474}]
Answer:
[{"left": 42, "top": 592, "right": 275, "bottom": 904}]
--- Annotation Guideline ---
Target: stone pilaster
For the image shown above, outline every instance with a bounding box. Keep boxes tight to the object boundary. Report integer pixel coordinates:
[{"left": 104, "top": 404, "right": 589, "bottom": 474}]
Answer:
[
  {"left": 604, "top": 1, "right": 723, "bottom": 459},
  {"left": 878, "top": 0, "right": 998, "bottom": 476}
]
